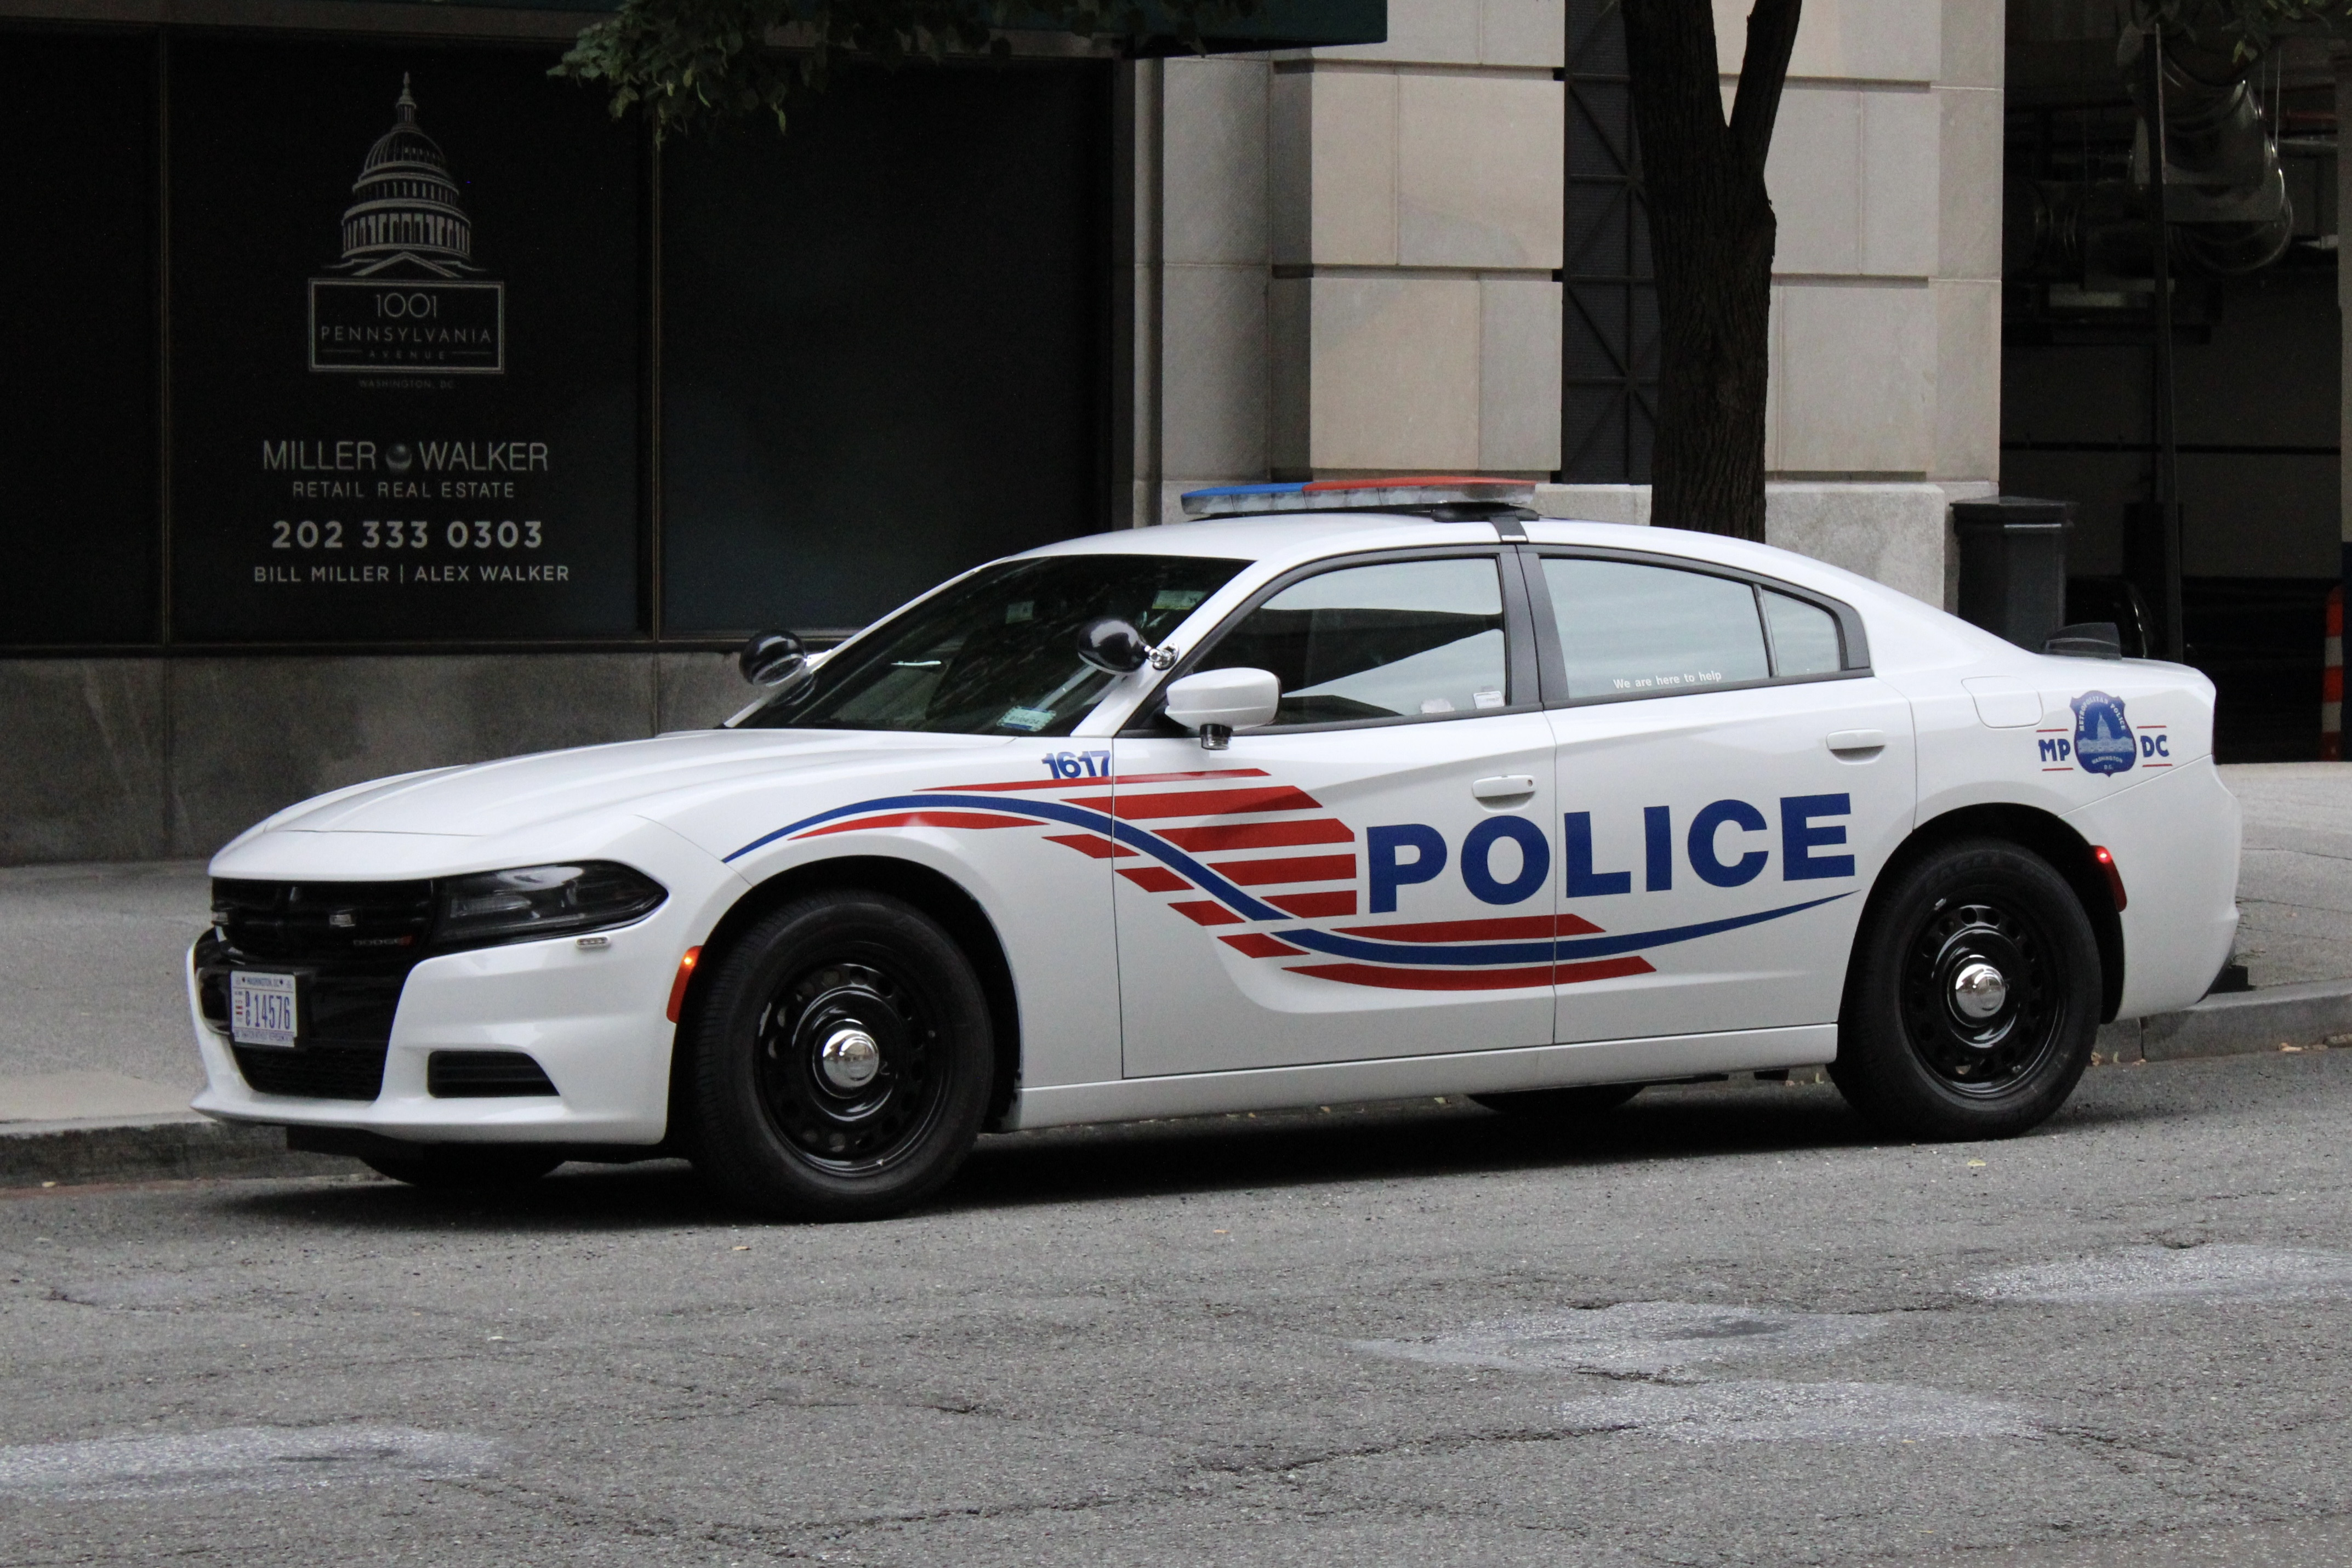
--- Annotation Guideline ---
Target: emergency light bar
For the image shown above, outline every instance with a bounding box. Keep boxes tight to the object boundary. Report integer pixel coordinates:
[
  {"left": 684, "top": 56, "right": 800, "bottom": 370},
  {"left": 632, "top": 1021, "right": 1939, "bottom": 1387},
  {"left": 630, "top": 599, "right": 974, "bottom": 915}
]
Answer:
[{"left": 1178, "top": 476, "right": 1538, "bottom": 520}]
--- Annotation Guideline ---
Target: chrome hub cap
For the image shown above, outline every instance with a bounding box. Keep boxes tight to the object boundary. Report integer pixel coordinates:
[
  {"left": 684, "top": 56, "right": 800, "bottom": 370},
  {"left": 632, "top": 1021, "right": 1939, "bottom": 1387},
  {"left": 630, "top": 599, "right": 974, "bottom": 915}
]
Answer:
[
  {"left": 818, "top": 1027, "right": 881, "bottom": 1091},
  {"left": 1949, "top": 961, "right": 2008, "bottom": 1027}
]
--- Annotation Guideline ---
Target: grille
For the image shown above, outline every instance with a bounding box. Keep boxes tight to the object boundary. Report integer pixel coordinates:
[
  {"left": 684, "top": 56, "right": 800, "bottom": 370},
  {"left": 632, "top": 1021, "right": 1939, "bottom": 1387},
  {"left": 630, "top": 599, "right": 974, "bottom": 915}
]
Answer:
[
  {"left": 195, "top": 927, "right": 409, "bottom": 1104},
  {"left": 211, "top": 878, "right": 435, "bottom": 962},
  {"left": 428, "top": 1051, "right": 557, "bottom": 1098},
  {"left": 231, "top": 1042, "right": 389, "bottom": 1101}
]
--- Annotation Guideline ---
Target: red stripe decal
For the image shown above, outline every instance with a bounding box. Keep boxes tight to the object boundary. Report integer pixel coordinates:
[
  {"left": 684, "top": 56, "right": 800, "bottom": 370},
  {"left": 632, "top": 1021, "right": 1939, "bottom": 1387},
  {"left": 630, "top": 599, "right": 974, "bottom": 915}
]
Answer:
[
  {"left": 1068, "top": 786, "right": 1324, "bottom": 820},
  {"left": 1557, "top": 956, "right": 1656, "bottom": 985},
  {"left": 1043, "top": 833, "right": 1134, "bottom": 859},
  {"left": 1170, "top": 900, "right": 1245, "bottom": 926},
  {"left": 1161, "top": 819, "right": 1354, "bottom": 851},
  {"left": 1266, "top": 890, "right": 1358, "bottom": 917},
  {"left": 799, "top": 810, "right": 1028, "bottom": 837},
  {"left": 1221, "top": 933, "right": 1305, "bottom": 958},
  {"left": 1210, "top": 853, "right": 1357, "bottom": 886},
  {"left": 1334, "top": 913, "right": 1604, "bottom": 942},
  {"left": 1287, "top": 955, "right": 1653, "bottom": 991},
  {"left": 1118, "top": 866, "right": 1192, "bottom": 893}
]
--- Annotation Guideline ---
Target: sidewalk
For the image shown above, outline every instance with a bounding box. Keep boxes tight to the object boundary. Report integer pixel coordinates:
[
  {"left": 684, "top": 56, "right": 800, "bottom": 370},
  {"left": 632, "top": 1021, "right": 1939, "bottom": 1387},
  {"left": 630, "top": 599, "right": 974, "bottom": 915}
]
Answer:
[{"left": 4, "top": 763, "right": 2349, "bottom": 1182}]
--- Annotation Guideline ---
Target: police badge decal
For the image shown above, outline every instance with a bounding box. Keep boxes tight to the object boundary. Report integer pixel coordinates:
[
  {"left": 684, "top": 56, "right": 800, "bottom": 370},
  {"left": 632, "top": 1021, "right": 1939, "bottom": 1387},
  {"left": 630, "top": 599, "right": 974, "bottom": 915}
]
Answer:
[{"left": 2070, "top": 691, "right": 2138, "bottom": 777}]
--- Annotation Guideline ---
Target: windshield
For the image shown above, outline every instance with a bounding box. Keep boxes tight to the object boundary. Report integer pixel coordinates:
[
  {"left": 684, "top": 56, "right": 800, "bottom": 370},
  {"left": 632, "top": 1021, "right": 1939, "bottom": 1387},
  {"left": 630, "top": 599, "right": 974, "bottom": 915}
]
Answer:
[{"left": 737, "top": 554, "right": 1248, "bottom": 735}]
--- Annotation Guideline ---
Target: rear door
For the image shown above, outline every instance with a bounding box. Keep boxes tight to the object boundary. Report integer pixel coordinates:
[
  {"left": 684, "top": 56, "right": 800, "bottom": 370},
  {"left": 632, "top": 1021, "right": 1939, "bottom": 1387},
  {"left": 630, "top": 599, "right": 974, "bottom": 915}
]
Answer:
[
  {"left": 1109, "top": 549, "right": 1562, "bottom": 1077},
  {"left": 1526, "top": 550, "right": 1917, "bottom": 1043}
]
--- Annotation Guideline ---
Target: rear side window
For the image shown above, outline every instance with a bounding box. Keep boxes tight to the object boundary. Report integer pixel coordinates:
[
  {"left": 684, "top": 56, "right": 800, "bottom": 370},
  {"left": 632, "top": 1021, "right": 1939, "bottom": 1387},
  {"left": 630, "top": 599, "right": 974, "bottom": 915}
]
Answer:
[
  {"left": 1542, "top": 558, "right": 1769, "bottom": 700},
  {"left": 1763, "top": 589, "right": 1843, "bottom": 676},
  {"left": 1196, "top": 556, "right": 1508, "bottom": 725},
  {"left": 1540, "top": 557, "right": 1854, "bottom": 702}
]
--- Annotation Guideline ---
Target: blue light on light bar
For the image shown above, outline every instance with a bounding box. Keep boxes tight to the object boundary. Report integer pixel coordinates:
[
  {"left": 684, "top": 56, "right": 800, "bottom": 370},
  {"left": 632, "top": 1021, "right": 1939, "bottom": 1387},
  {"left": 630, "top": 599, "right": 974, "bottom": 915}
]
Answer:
[{"left": 1178, "top": 476, "right": 1537, "bottom": 519}]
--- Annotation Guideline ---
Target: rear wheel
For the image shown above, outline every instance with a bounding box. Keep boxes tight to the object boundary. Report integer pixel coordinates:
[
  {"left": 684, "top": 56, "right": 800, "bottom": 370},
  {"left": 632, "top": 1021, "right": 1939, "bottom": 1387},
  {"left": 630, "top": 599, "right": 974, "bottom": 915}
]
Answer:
[
  {"left": 1470, "top": 1083, "right": 1642, "bottom": 1118},
  {"left": 683, "top": 891, "right": 993, "bottom": 1222},
  {"left": 1831, "top": 839, "right": 2099, "bottom": 1140},
  {"left": 360, "top": 1147, "right": 563, "bottom": 1189}
]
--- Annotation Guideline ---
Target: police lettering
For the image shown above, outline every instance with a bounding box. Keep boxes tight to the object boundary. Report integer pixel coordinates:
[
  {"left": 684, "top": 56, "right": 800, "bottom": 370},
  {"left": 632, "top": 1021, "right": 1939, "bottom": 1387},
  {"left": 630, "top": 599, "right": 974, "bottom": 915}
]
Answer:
[{"left": 1366, "top": 796, "right": 1855, "bottom": 912}]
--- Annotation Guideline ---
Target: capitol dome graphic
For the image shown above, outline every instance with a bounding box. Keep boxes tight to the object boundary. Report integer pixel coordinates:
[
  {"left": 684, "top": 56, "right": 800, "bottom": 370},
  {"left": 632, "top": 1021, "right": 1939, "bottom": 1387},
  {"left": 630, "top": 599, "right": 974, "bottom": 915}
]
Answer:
[{"left": 331, "top": 75, "right": 484, "bottom": 278}]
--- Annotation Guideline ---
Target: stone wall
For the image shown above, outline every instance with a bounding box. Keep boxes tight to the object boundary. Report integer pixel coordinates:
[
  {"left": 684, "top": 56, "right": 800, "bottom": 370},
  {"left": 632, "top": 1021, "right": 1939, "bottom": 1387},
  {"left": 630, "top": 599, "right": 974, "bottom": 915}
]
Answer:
[{"left": 0, "top": 653, "right": 744, "bottom": 865}]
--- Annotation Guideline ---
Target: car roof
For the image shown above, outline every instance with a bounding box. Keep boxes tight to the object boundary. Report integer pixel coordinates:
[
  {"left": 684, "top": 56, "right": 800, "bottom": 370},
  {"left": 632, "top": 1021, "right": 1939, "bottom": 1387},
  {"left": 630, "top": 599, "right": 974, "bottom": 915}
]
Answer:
[{"left": 1012, "top": 512, "right": 1926, "bottom": 620}]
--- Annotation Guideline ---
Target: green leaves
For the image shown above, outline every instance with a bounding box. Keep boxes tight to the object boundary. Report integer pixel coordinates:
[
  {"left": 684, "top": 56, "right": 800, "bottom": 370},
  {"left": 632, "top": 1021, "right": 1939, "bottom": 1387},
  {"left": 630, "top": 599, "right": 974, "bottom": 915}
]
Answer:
[
  {"left": 2128, "top": 0, "right": 2352, "bottom": 62},
  {"left": 554, "top": 0, "right": 1258, "bottom": 140}
]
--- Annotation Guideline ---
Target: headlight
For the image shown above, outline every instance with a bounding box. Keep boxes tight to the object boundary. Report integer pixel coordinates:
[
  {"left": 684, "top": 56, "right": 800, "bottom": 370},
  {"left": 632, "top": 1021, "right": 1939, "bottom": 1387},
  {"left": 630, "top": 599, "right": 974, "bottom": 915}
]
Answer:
[{"left": 434, "top": 862, "right": 668, "bottom": 948}]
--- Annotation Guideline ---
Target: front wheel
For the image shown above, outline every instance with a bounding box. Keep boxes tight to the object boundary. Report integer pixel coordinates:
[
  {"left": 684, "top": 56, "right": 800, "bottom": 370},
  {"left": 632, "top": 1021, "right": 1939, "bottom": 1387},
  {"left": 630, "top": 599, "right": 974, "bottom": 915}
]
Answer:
[
  {"left": 682, "top": 891, "right": 993, "bottom": 1222},
  {"left": 1831, "top": 839, "right": 2100, "bottom": 1141}
]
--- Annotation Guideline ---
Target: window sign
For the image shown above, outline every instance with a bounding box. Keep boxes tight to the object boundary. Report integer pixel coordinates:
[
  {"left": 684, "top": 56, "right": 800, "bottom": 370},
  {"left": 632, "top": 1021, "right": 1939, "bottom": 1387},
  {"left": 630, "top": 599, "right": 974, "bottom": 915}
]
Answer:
[{"left": 169, "top": 42, "right": 641, "bottom": 642}]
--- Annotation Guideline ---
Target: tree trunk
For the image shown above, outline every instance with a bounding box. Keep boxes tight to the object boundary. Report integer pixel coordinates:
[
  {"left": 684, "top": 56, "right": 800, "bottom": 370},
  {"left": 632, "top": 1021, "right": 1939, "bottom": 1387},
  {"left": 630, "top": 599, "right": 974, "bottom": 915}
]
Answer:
[{"left": 1619, "top": 0, "right": 1802, "bottom": 540}]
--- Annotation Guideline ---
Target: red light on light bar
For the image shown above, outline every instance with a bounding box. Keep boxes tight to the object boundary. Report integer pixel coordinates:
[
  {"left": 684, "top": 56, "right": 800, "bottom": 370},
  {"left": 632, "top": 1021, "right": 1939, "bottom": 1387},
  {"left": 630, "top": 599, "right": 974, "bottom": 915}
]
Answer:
[
  {"left": 667, "top": 945, "right": 702, "bottom": 1023},
  {"left": 2092, "top": 846, "right": 2127, "bottom": 911}
]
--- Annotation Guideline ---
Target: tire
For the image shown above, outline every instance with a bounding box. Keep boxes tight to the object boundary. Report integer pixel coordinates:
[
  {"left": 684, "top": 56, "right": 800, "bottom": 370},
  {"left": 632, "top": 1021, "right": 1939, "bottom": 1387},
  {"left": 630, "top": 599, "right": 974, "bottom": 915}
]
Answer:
[
  {"left": 682, "top": 891, "right": 993, "bottom": 1222},
  {"left": 1831, "top": 838, "right": 2100, "bottom": 1141},
  {"left": 1470, "top": 1083, "right": 1643, "bottom": 1118},
  {"left": 361, "top": 1146, "right": 564, "bottom": 1189}
]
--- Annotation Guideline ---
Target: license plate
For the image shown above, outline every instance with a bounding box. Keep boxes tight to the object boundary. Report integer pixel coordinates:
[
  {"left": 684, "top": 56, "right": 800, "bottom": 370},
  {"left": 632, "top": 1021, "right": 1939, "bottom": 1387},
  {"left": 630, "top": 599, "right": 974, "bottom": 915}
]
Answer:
[{"left": 229, "top": 971, "right": 300, "bottom": 1048}]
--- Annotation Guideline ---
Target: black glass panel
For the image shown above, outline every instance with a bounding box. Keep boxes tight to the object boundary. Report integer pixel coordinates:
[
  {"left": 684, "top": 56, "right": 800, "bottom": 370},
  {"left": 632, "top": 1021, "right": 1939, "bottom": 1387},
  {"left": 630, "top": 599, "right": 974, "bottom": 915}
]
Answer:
[
  {"left": 0, "top": 32, "right": 159, "bottom": 646},
  {"left": 660, "top": 59, "right": 1112, "bottom": 636},
  {"left": 167, "top": 37, "right": 642, "bottom": 642}
]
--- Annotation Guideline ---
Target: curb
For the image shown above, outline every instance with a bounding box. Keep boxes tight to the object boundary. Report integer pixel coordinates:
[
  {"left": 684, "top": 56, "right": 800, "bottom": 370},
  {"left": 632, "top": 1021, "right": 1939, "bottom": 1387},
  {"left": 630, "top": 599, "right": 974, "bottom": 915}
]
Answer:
[
  {"left": 2097, "top": 977, "right": 2352, "bottom": 1064},
  {"left": 7, "top": 980, "right": 2350, "bottom": 1190},
  {"left": 0, "top": 1114, "right": 357, "bottom": 1190}
]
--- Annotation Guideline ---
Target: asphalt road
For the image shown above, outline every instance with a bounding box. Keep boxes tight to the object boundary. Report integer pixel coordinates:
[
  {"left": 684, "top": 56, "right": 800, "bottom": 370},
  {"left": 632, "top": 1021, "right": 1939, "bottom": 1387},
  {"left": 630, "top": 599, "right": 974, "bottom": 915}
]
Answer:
[{"left": 4, "top": 1051, "right": 2352, "bottom": 1566}]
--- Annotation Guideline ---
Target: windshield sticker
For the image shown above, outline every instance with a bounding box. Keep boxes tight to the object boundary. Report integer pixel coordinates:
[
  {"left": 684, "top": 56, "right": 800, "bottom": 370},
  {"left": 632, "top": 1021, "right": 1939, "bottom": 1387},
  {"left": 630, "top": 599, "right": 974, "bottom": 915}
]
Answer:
[
  {"left": 996, "top": 706, "right": 1055, "bottom": 732},
  {"left": 1005, "top": 600, "right": 1034, "bottom": 624},
  {"left": 1152, "top": 588, "right": 1206, "bottom": 612},
  {"left": 1473, "top": 688, "right": 1506, "bottom": 710}
]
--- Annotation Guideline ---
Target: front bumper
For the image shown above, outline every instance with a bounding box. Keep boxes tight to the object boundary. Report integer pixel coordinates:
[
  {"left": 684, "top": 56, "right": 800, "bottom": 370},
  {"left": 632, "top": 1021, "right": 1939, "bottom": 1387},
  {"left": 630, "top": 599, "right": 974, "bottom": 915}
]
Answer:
[{"left": 188, "top": 835, "right": 743, "bottom": 1146}]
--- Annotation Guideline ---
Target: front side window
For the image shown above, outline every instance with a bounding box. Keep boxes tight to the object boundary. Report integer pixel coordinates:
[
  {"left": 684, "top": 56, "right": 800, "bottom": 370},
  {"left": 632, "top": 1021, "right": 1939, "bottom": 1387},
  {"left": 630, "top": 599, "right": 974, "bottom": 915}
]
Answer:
[
  {"left": 1193, "top": 556, "right": 1510, "bottom": 726},
  {"left": 739, "top": 554, "right": 1244, "bottom": 735},
  {"left": 1541, "top": 556, "right": 1849, "bottom": 702}
]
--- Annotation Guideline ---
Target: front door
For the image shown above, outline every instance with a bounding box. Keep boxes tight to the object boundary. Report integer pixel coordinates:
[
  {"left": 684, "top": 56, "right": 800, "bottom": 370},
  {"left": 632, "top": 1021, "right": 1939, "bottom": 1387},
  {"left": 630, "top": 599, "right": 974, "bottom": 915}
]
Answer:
[
  {"left": 1527, "top": 551, "right": 1917, "bottom": 1044},
  {"left": 1110, "top": 550, "right": 1561, "bottom": 1078}
]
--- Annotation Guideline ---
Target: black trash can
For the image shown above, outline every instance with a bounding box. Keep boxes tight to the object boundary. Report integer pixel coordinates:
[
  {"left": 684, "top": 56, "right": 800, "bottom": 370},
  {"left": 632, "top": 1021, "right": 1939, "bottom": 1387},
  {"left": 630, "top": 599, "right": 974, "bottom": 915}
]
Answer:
[{"left": 1952, "top": 496, "right": 2074, "bottom": 653}]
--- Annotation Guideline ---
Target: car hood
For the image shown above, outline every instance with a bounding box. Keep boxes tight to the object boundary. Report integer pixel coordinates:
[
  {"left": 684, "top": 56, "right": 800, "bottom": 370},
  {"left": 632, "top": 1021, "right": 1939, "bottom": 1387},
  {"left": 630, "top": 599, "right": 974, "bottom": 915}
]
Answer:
[{"left": 261, "top": 728, "right": 1025, "bottom": 840}]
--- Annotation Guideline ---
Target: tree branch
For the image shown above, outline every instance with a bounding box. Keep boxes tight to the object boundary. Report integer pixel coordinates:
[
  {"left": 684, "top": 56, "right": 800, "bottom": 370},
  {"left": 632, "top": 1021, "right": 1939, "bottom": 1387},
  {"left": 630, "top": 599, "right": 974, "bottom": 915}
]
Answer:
[{"left": 1727, "top": 0, "right": 1802, "bottom": 183}]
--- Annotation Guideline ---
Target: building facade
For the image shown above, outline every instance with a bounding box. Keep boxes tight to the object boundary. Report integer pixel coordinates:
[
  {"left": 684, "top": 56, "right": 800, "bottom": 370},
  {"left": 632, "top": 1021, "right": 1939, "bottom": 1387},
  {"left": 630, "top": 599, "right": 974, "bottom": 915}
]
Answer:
[{"left": 0, "top": 0, "right": 2330, "bottom": 863}]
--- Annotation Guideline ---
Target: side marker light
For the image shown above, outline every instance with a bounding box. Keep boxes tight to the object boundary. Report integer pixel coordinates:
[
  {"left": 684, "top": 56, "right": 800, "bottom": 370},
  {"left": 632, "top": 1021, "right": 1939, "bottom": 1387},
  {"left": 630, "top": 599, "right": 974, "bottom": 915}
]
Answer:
[
  {"left": 2091, "top": 846, "right": 2127, "bottom": 911},
  {"left": 667, "top": 946, "right": 703, "bottom": 1023}
]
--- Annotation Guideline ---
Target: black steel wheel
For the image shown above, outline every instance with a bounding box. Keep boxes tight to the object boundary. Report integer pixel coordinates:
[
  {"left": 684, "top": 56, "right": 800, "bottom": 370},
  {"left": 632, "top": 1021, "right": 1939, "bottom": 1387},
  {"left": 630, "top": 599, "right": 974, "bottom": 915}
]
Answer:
[
  {"left": 684, "top": 891, "right": 992, "bottom": 1221},
  {"left": 360, "top": 1146, "right": 564, "bottom": 1189},
  {"left": 1832, "top": 839, "right": 2100, "bottom": 1140},
  {"left": 1470, "top": 1083, "right": 1642, "bottom": 1118}
]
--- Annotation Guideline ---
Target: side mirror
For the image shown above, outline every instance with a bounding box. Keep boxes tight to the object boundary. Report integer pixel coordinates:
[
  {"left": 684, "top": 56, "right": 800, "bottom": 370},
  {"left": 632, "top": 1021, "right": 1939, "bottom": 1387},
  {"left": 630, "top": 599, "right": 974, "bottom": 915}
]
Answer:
[
  {"left": 1163, "top": 667, "right": 1280, "bottom": 750},
  {"left": 739, "top": 630, "right": 812, "bottom": 694},
  {"left": 1075, "top": 617, "right": 1152, "bottom": 675}
]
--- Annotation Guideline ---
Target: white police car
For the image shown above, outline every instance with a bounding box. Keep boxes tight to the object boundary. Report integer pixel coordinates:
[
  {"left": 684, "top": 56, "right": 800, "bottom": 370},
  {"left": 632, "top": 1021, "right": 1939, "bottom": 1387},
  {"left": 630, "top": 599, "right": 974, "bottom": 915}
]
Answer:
[{"left": 189, "top": 479, "right": 2241, "bottom": 1218}]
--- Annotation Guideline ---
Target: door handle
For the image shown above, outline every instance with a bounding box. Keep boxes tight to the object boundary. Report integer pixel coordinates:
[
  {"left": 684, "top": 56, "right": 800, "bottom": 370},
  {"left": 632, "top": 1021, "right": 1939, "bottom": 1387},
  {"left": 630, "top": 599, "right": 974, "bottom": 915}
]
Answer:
[
  {"left": 1472, "top": 774, "right": 1539, "bottom": 802},
  {"left": 1825, "top": 729, "right": 1887, "bottom": 757}
]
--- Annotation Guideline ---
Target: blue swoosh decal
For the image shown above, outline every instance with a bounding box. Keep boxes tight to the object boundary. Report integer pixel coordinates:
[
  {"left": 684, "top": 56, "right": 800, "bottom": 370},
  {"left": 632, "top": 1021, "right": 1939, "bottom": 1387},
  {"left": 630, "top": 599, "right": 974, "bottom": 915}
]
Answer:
[
  {"left": 1272, "top": 892, "right": 1852, "bottom": 966},
  {"left": 731, "top": 794, "right": 1854, "bottom": 965}
]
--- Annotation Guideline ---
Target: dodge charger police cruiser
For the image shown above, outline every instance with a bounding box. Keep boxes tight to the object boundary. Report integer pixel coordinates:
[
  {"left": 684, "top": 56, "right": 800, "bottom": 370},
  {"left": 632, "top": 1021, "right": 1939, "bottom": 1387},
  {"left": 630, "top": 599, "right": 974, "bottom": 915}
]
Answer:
[{"left": 189, "top": 480, "right": 2241, "bottom": 1219}]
